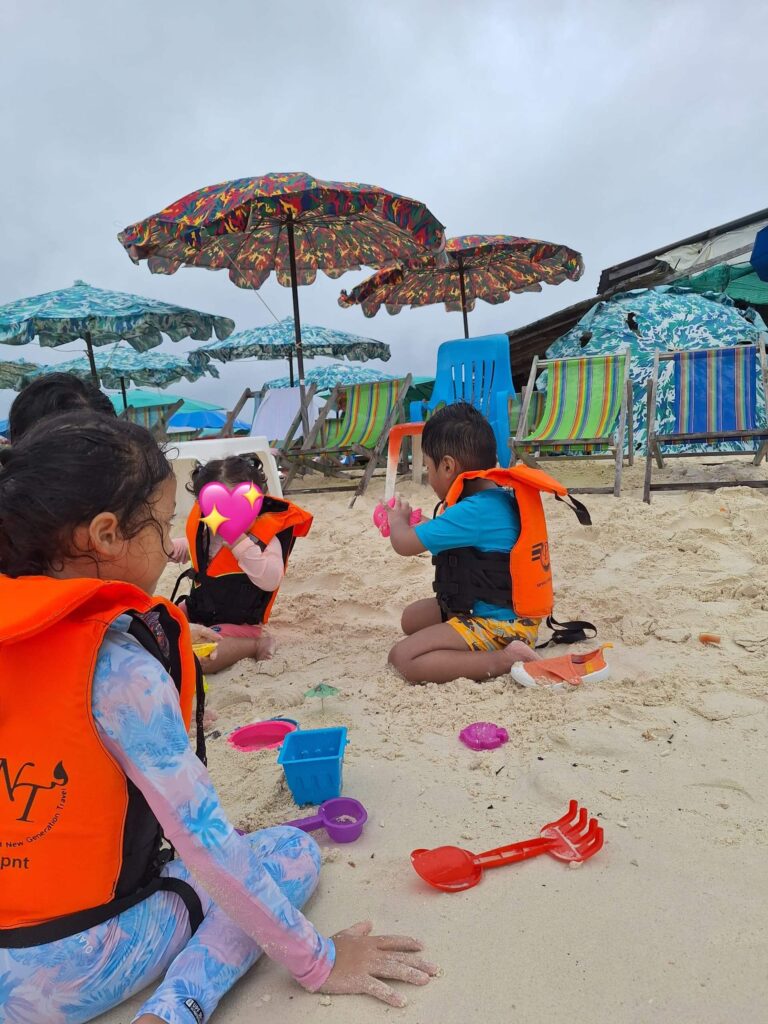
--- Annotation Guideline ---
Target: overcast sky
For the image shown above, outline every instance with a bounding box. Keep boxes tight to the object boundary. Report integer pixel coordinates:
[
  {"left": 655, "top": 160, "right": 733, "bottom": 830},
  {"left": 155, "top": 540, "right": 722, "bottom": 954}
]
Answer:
[{"left": 2, "top": 0, "right": 767, "bottom": 415}]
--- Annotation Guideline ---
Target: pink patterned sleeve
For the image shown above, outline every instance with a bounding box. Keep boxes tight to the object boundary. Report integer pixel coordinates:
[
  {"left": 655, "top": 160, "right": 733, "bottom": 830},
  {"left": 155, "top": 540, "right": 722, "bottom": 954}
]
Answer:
[
  {"left": 230, "top": 535, "right": 285, "bottom": 590},
  {"left": 92, "top": 628, "right": 335, "bottom": 990},
  {"left": 168, "top": 537, "right": 190, "bottom": 563}
]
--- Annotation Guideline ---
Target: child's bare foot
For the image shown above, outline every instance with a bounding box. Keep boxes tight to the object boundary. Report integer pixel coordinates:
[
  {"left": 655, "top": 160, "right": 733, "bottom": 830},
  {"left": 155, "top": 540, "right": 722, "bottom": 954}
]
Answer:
[
  {"left": 203, "top": 708, "right": 218, "bottom": 729},
  {"left": 498, "top": 640, "right": 541, "bottom": 673},
  {"left": 255, "top": 634, "right": 277, "bottom": 660},
  {"left": 135, "top": 1016, "right": 165, "bottom": 1024}
]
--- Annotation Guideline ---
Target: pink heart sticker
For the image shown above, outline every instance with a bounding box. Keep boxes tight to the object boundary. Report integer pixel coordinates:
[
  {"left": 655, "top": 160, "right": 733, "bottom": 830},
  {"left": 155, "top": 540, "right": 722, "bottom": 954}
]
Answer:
[{"left": 198, "top": 481, "right": 264, "bottom": 545}]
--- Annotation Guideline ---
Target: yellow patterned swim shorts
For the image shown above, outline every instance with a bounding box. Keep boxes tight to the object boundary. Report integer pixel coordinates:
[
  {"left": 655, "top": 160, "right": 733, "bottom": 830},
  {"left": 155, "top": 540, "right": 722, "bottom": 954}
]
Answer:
[{"left": 447, "top": 615, "right": 541, "bottom": 652}]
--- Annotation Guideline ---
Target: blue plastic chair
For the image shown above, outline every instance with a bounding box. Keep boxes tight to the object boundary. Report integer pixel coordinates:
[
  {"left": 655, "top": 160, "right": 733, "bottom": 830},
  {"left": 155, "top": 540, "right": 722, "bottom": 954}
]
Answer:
[{"left": 408, "top": 334, "right": 516, "bottom": 465}]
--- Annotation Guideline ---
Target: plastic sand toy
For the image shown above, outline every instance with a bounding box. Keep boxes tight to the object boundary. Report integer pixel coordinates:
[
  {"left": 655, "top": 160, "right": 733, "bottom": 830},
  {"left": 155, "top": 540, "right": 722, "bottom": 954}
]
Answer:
[
  {"left": 283, "top": 797, "right": 368, "bottom": 843},
  {"left": 459, "top": 722, "right": 509, "bottom": 751},
  {"left": 373, "top": 497, "right": 423, "bottom": 537},
  {"left": 192, "top": 641, "right": 218, "bottom": 659},
  {"left": 278, "top": 726, "right": 348, "bottom": 805},
  {"left": 228, "top": 718, "right": 298, "bottom": 752},
  {"left": 411, "top": 800, "right": 604, "bottom": 892},
  {"left": 510, "top": 645, "right": 612, "bottom": 691}
]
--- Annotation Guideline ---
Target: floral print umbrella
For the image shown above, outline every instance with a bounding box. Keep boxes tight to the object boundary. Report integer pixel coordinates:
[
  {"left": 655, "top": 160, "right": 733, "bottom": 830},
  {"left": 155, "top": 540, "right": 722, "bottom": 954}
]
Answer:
[
  {"left": 0, "top": 279, "right": 234, "bottom": 382},
  {"left": 545, "top": 286, "right": 768, "bottom": 453},
  {"left": 339, "top": 234, "right": 583, "bottom": 337},
  {"left": 0, "top": 359, "right": 40, "bottom": 391},
  {"left": 194, "top": 317, "right": 390, "bottom": 383},
  {"left": 264, "top": 362, "right": 394, "bottom": 391},
  {"left": 17, "top": 346, "right": 219, "bottom": 392},
  {"left": 117, "top": 172, "right": 445, "bottom": 418}
]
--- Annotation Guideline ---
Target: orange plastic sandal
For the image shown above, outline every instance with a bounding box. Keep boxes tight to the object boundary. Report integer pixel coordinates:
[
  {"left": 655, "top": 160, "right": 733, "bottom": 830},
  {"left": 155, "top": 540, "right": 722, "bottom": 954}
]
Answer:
[{"left": 510, "top": 644, "right": 612, "bottom": 691}]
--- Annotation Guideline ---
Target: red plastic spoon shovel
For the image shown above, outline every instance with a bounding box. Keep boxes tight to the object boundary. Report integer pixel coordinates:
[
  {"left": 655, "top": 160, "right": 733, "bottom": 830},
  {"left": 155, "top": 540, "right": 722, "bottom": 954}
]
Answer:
[{"left": 411, "top": 800, "right": 603, "bottom": 892}]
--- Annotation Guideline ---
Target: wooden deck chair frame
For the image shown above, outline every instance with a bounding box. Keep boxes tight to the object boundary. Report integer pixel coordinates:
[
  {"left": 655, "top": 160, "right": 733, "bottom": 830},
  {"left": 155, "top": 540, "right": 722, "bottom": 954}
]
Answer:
[
  {"left": 214, "top": 384, "right": 320, "bottom": 453},
  {"left": 642, "top": 337, "right": 768, "bottom": 503},
  {"left": 282, "top": 374, "right": 412, "bottom": 506},
  {"left": 510, "top": 349, "right": 633, "bottom": 497},
  {"left": 149, "top": 398, "right": 185, "bottom": 441}
]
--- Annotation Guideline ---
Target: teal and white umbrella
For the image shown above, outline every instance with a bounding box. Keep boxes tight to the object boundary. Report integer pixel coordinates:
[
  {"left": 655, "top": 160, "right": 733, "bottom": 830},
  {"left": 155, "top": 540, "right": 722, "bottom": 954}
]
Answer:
[
  {"left": 0, "top": 279, "right": 233, "bottom": 387},
  {"left": 19, "top": 346, "right": 219, "bottom": 392},
  {"left": 546, "top": 285, "right": 768, "bottom": 452},
  {"left": 195, "top": 317, "right": 390, "bottom": 384},
  {"left": 264, "top": 361, "right": 394, "bottom": 391}
]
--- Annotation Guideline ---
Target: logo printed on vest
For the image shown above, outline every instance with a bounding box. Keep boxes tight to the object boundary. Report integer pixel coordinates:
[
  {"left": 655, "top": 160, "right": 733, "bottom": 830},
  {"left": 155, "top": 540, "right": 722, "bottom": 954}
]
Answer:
[
  {"left": 531, "top": 541, "right": 550, "bottom": 572},
  {"left": 184, "top": 998, "right": 205, "bottom": 1023},
  {"left": 0, "top": 759, "right": 68, "bottom": 823}
]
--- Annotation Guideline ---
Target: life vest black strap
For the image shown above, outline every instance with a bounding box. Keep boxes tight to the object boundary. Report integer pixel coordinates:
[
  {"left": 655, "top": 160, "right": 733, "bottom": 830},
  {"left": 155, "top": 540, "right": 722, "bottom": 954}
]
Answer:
[
  {"left": 0, "top": 876, "right": 204, "bottom": 948},
  {"left": 555, "top": 492, "right": 592, "bottom": 526},
  {"left": 536, "top": 615, "right": 598, "bottom": 649}
]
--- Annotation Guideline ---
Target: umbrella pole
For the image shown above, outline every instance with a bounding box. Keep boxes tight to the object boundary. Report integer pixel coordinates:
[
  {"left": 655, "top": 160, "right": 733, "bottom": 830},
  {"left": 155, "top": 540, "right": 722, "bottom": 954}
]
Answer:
[
  {"left": 84, "top": 330, "right": 99, "bottom": 384},
  {"left": 457, "top": 255, "right": 470, "bottom": 339},
  {"left": 286, "top": 212, "right": 310, "bottom": 434},
  {"left": 120, "top": 376, "right": 128, "bottom": 412},
  {"left": 288, "top": 351, "right": 295, "bottom": 387}
]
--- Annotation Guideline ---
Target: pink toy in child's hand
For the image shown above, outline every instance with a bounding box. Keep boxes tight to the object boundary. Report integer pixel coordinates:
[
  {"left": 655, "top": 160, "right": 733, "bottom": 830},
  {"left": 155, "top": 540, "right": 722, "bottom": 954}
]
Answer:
[{"left": 373, "top": 497, "right": 422, "bottom": 537}]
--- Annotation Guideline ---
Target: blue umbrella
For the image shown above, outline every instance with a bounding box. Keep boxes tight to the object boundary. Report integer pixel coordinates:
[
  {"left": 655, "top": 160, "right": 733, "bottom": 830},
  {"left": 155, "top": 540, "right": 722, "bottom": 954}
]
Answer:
[
  {"left": 546, "top": 285, "right": 768, "bottom": 451},
  {"left": 195, "top": 317, "right": 390, "bottom": 384},
  {"left": 0, "top": 280, "right": 234, "bottom": 399},
  {"left": 107, "top": 391, "right": 250, "bottom": 435},
  {"left": 264, "top": 361, "right": 394, "bottom": 391}
]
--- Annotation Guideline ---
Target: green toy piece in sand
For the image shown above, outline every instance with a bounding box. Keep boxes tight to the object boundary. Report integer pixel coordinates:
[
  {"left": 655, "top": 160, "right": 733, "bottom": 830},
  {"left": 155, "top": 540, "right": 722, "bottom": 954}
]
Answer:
[{"left": 304, "top": 683, "right": 340, "bottom": 713}]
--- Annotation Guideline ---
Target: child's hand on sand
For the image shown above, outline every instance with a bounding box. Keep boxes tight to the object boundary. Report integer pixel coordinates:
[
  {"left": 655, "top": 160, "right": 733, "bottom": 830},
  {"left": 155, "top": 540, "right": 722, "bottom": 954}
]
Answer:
[
  {"left": 188, "top": 623, "right": 221, "bottom": 660},
  {"left": 320, "top": 920, "right": 439, "bottom": 1007}
]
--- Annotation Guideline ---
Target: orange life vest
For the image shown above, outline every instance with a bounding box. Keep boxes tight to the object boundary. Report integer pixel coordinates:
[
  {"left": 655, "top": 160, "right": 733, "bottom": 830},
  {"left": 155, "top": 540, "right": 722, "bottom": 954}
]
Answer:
[
  {"left": 177, "top": 495, "right": 313, "bottom": 626},
  {"left": 0, "top": 576, "right": 204, "bottom": 947},
  {"left": 434, "top": 465, "right": 591, "bottom": 619}
]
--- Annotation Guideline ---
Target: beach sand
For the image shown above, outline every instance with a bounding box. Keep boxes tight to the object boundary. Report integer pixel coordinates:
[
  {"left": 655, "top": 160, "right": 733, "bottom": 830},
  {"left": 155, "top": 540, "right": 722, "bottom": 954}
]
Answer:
[{"left": 103, "top": 457, "right": 768, "bottom": 1024}]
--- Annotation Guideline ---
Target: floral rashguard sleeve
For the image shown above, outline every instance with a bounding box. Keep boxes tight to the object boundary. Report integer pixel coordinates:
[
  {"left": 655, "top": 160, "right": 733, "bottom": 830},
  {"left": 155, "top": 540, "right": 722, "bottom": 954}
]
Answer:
[{"left": 91, "top": 621, "right": 335, "bottom": 992}]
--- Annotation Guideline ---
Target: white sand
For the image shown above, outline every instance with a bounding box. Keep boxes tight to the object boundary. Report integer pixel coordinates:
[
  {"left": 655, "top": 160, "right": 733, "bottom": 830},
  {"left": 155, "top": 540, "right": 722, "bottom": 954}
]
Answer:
[{"left": 103, "top": 457, "right": 768, "bottom": 1023}]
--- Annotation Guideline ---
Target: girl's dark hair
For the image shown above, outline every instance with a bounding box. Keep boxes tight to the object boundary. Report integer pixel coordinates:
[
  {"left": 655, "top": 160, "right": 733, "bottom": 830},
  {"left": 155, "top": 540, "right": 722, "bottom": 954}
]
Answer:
[
  {"left": 9, "top": 372, "right": 116, "bottom": 442},
  {"left": 0, "top": 411, "right": 173, "bottom": 577},
  {"left": 422, "top": 401, "right": 497, "bottom": 470},
  {"left": 188, "top": 454, "right": 268, "bottom": 497}
]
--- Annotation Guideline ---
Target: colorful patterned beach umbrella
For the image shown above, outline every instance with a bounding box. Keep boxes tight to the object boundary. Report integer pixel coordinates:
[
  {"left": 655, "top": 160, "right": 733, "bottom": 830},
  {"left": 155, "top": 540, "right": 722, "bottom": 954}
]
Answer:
[
  {"left": 0, "top": 359, "right": 41, "bottom": 391},
  {"left": 264, "top": 362, "right": 394, "bottom": 391},
  {"left": 18, "top": 346, "right": 219, "bottom": 392},
  {"left": 339, "top": 234, "right": 584, "bottom": 338},
  {"left": 195, "top": 317, "right": 390, "bottom": 383},
  {"left": 546, "top": 285, "right": 768, "bottom": 452},
  {"left": 117, "top": 172, "right": 445, "bottom": 428},
  {"left": 0, "top": 280, "right": 234, "bottom": 384}
]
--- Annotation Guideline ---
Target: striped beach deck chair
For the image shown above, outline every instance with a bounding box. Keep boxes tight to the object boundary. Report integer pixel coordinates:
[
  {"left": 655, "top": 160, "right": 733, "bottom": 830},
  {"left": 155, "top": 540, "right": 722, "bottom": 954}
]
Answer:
[
  {"left": 283, "top": 375, "right": 412, "bottom": 505},
  {"left": 643, "top": 339, "right": 768, "bottom": 502},
  {"left": 511, "top": 350, "right": 633, "bottom": 496}
]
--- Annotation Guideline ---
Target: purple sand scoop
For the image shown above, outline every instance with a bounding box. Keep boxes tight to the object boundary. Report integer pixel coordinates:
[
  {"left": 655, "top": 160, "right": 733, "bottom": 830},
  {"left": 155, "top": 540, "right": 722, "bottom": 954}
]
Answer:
[{"left": 283, "top": 797, "right": 368, "bottom": 843}]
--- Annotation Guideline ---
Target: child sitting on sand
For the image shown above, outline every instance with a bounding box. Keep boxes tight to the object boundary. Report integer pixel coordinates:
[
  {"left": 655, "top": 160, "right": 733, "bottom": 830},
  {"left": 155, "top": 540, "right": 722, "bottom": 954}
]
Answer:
[
  {"left": 387, "top": 402, "right": 543, "bottom": 684},
  {"left": 0, "top": 412, "right": 437, "bottom": 1023},
  {"left": 171, "top": 454, "right": 312, "bottom": 674}
]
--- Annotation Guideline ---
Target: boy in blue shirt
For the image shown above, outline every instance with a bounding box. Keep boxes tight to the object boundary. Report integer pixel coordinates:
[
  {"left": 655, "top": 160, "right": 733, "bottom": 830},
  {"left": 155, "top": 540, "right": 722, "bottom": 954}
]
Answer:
[{"left": 387, "top": 402, "right": 541, "bottom": 684}]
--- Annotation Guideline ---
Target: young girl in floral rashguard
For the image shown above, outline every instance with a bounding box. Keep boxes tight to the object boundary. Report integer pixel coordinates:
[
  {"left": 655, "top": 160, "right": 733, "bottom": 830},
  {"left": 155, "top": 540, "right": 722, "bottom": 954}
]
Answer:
[{"left": 0, "top": 412, "right": 437, "bottom": 1024}]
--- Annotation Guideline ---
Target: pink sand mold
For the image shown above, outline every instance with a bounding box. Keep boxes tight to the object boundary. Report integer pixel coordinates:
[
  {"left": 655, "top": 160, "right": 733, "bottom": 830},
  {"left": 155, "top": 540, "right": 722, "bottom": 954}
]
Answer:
[
  {"left": 228, "top": 718, "right": 298, "bottom": 752},
  {"left": 372, "top": 497, "right": 423, "bottom": 537},
  {"left": 459, "top": 722, "right": 509, "bottom": 751}
]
